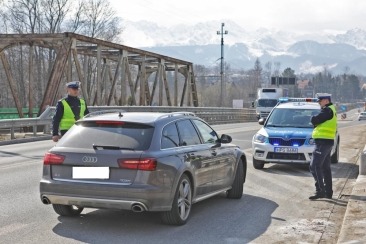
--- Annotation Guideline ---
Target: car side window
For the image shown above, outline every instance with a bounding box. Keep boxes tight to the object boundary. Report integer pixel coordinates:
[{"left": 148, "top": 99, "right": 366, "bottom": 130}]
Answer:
[
  {"left": 192, "top": 119, "right": 218, "bottom": 144},
  {"left": 176, "top": 120, "right": 201, "bottom": 146},
  {"left": 161, "top": 123, "right": 180, "bottom": 149}
]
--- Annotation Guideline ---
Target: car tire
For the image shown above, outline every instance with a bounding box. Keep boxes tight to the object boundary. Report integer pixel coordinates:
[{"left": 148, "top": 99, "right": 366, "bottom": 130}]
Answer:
[
  {"left": 253, "top": 157, "right": 265, "bottom": 169},
  {"left": 161, "top": 174, "right": 192, "bottom": 225},
  {"left": 226, "top": 160, "right": 244, "bottom": 199},
  {"left": 52, "top": 204, "right": 84, "bottom": 216},
  {"left": 331, "top": 139, "right": 339, "bottom": 164}
]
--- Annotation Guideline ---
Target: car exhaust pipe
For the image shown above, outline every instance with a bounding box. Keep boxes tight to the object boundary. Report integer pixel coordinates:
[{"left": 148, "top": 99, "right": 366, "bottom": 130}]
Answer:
[
  {"left": 131, "top": 203, "right": 145, "bottom": 212},
  {"left": 41, "top": 196, "right": 51, "bottom": 205}
]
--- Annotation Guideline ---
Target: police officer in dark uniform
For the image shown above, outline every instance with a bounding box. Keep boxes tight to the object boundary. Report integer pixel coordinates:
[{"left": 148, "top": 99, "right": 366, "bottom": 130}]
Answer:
[
  {"left": 52, "top": 81, "right": 89, "bottom": 142},
  {"left": 309, "top": 93, "right": 337, "bottom": 200}
]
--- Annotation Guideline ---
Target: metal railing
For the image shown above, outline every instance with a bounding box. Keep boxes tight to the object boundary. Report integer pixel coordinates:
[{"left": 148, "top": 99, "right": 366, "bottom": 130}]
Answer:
[{"left": 0, "top": 106, "right": 257, "bottom": 140}]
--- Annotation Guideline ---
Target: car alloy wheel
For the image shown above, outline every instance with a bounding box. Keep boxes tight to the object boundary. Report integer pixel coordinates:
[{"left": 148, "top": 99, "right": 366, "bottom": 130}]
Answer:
[{"left": 161, "top": 174, "right": 192, "bottom": 225}]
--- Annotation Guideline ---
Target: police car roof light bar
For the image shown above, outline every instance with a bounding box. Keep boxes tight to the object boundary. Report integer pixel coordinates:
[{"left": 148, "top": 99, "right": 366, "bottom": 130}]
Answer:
[{"left": 278, "top": 97, "right": 318, "bottom": 103}]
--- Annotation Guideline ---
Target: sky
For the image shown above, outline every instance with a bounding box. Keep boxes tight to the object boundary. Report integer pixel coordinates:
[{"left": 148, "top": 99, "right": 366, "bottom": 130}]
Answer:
[{"left": 109, "top": 0, "right": 366, "bottom": 34}]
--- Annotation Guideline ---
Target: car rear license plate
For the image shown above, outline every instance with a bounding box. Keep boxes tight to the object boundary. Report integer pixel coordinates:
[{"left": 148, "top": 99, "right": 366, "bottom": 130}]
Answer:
[
  {"left": 72, "top": 167, "right": 109, "bottom": 179},
  {"left": 274, "top": 147, "right": 298, "bottom": 153}
]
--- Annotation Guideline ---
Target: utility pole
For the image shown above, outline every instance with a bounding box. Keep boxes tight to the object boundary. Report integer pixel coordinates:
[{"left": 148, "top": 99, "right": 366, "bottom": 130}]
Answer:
[{"left": 217, "top": 23, "right": 228, "bottom": 107}]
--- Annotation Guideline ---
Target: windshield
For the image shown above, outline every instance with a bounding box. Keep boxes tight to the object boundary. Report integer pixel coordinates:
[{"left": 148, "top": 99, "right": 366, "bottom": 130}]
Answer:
[
  {"left": 257, "top": 99, "right": 278, "bottom": 107},
  {"left": 266, "top": 108, "right": 320, "bottom": 128}
]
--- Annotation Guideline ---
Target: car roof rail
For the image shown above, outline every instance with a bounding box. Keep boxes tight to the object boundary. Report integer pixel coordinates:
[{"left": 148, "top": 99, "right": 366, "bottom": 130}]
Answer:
[
  {"left": 157, "top": 111, "right": 196, "bottom": 120},
  {"left": 169, "top": 111, "right": 196, "bottom": 117},
  {"left": 83, "top": 110, "right": 126, "bottom": 118}
]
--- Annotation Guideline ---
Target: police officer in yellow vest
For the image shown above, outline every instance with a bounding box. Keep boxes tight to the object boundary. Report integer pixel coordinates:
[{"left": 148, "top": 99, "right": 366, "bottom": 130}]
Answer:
[
  {"left": 52, "top": 81, "right": 89, "bottom": 142},
  {"left": 309, "top": 93, "right": 337, "bottom": 200}
]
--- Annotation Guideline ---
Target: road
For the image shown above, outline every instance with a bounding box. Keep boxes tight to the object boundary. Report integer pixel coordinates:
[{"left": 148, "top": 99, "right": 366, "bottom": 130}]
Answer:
[{"left": 0, "top": 113, "right": 365, "bottom": 243}]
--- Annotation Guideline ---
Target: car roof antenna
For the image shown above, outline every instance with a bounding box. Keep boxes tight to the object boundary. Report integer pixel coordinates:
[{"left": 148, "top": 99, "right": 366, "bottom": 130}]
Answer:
[{"left": 118, "top": 111, "right": 123, "bottom": 118}]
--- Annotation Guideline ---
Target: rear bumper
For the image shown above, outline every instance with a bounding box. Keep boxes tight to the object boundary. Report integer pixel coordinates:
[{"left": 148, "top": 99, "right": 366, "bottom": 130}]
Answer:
[
  {"left": 41, "top": 194, "right": 149, "bottom": 211},
  {"left": 40, "top": 179, "right": 173, "bottom": 211}
]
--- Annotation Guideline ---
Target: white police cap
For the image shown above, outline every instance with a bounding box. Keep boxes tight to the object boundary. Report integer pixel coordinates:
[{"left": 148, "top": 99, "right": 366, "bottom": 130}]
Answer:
[
  {"left": 66, "top": 81, "right": 80, "bottom": 88},
  {"left": 316, "top": 93, "right": 331, "bottom": 101}
]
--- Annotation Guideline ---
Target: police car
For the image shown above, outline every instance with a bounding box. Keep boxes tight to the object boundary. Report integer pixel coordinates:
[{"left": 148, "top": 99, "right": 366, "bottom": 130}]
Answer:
[{"left": 252, "top": 97, "right": 340, "bottom": 169}]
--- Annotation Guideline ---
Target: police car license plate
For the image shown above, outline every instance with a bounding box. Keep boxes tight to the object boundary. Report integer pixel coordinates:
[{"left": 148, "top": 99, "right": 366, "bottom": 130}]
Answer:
[{"left": 274, "top": 147, "right": 298, "bottom": 153}]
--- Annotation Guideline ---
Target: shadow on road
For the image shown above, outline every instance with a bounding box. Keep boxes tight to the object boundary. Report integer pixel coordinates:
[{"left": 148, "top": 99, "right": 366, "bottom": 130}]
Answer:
[
  {"left": 0, "top": 150, "right": 44, "bottom": 160},
  {"left": 52, "top": 194, "right": 278, "bottom": 243}
]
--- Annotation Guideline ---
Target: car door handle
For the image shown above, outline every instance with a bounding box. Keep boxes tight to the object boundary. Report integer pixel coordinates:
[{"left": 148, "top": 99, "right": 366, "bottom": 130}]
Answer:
[{"left": 211, "top": 151, "right": 217, "bottom": 156}]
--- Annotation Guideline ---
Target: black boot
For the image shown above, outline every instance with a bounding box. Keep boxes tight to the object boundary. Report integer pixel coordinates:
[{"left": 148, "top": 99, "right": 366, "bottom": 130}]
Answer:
[
  {"left": 309, "top": 192, "right": 325, "bottom": 200},
  {"left": 325, "top": 192, "right": 333, "bottom": 199}
]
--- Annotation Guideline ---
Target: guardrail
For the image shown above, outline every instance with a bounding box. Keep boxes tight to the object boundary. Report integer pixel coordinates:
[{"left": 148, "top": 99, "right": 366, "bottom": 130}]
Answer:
[{"left": 0, "top": 106, "right": 257, "bottom": 140}]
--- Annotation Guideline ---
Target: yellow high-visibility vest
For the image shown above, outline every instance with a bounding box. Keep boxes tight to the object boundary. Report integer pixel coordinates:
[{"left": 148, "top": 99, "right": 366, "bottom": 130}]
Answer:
[
  {"left": 312, "top": 104, "right": 337, "bottom": 139},
  {"left": 59, "top": 99, "right": 86, "bottom": 130}
]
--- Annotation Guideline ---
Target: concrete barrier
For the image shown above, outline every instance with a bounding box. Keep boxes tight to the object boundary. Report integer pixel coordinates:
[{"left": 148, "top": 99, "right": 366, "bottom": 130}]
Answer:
[{"left": 361, "top": 145, "right": 366, "bottom": 175}]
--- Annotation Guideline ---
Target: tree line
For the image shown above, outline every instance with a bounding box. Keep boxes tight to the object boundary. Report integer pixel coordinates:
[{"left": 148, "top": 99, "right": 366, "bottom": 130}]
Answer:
[{"left": 194, "top": 58, "right": 365, "bottom": 107}]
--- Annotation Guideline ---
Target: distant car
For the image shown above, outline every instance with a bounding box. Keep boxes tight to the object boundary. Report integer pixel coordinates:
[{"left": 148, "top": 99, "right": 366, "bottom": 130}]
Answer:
[
  {"left": 358, "top": 112, "right": 366, "bottom": 121},
  {"left": 40, "top": 111, "right": 247, "bottom": 225},
  {"left": 252, "top": 98, "right": 340, "bottom": 169}
]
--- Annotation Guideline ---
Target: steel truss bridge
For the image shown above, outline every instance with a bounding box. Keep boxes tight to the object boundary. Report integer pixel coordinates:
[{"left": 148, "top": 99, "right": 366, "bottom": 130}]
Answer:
[{"left": 0, "top": 33, "right": 199, "bottom": 117}]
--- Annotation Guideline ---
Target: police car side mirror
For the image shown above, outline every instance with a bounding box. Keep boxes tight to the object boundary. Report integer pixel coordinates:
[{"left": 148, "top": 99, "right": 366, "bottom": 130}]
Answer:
[{"left": 258, "top": 118, "right": 266, "bottom": 125}]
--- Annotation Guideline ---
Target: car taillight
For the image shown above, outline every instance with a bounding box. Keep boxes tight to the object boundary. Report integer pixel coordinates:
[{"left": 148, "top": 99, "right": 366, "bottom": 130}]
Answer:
[
  {"left": 118, "top": 158, "right": 157, "bottom": 171},
  {"left": 43, "top": 152, "right": 65, "bottom": 165}
]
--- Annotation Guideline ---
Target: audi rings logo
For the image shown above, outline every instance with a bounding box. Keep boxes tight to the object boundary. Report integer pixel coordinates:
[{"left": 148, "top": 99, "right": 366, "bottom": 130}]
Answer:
[{"left": 82, "top": 156, "right": 98, "bottom": 163}]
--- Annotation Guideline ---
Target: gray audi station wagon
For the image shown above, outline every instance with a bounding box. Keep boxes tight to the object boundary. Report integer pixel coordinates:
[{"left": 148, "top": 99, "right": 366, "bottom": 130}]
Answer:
[{"left": 40, "top": 111, "right": 247, "bottom": 225}]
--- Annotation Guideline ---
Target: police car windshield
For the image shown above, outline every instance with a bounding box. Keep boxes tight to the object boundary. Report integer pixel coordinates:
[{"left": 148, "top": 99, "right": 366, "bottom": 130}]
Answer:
[{"left": 266, "top": 108, "right": 320, "bottom": 128}]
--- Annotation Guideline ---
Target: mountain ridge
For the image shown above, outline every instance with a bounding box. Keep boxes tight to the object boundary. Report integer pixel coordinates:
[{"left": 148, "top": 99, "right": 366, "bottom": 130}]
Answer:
[{"left": 121, "top": 20, "right": 366, "bottom": 75}]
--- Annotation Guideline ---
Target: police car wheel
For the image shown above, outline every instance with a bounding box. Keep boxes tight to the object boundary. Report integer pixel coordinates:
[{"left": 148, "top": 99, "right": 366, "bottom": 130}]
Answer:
[{"left": 253, "top": 157, "right": 265, "bottom": 169}]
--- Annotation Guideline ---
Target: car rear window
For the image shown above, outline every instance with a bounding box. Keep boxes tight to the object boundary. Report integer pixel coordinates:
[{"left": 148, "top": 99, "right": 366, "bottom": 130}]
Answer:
[{"left": 58, "top": 121, "right": 154, "bottom": 150}]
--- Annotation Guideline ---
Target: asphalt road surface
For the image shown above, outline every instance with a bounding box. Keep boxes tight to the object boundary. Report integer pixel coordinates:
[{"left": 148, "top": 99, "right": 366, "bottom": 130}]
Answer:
[{"left": 0, "top": 112, "right": 365, "bottom": 243}]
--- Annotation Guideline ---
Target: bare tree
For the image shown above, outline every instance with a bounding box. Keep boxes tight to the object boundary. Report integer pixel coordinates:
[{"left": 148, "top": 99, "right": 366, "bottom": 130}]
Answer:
[
  {"left": 253, "top": 58, "right": 263, "bottom": 87},
  {"left": 5, "top": 0, "right": 41, "bottom": 33},
  {"left": 41, "top": 0, "right": 71, "bottom": 33},
  {"left": 76, "top": 0, "right": 122, "bottom": 42},
  {"left": 264, "top": 61, "right": 272, "bottom": 87},
  {"left": 64, "top": 0, "right": 84, "bottom": 32},
  {"left": 273, "top": 61, "right": 281, "bottom": 76}
]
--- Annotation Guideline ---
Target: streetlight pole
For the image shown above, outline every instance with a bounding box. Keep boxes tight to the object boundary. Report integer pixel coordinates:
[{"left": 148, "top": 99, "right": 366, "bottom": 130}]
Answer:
[{"left": 217, "top": 23, "right": 228, "bottom": 107}]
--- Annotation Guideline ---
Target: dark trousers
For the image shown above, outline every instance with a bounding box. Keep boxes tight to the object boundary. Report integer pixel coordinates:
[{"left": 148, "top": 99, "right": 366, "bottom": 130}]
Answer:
[{"left": 309, "top": 140, "right": 334, "bottom": 195}]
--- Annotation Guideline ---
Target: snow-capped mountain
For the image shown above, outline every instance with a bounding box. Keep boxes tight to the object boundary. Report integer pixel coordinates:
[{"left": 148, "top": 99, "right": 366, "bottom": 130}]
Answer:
[{"left": 121, "top": 20, "right": 366, "bottom": 75}]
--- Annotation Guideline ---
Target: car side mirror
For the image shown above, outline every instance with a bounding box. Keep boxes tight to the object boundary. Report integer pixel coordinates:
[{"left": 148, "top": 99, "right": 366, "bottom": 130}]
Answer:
[
  {"left": 258, "top": 117, "right": 266, "bottom": 125},
  {"left": 220, "top": 134, "right": 232, "bottom": 143}
]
